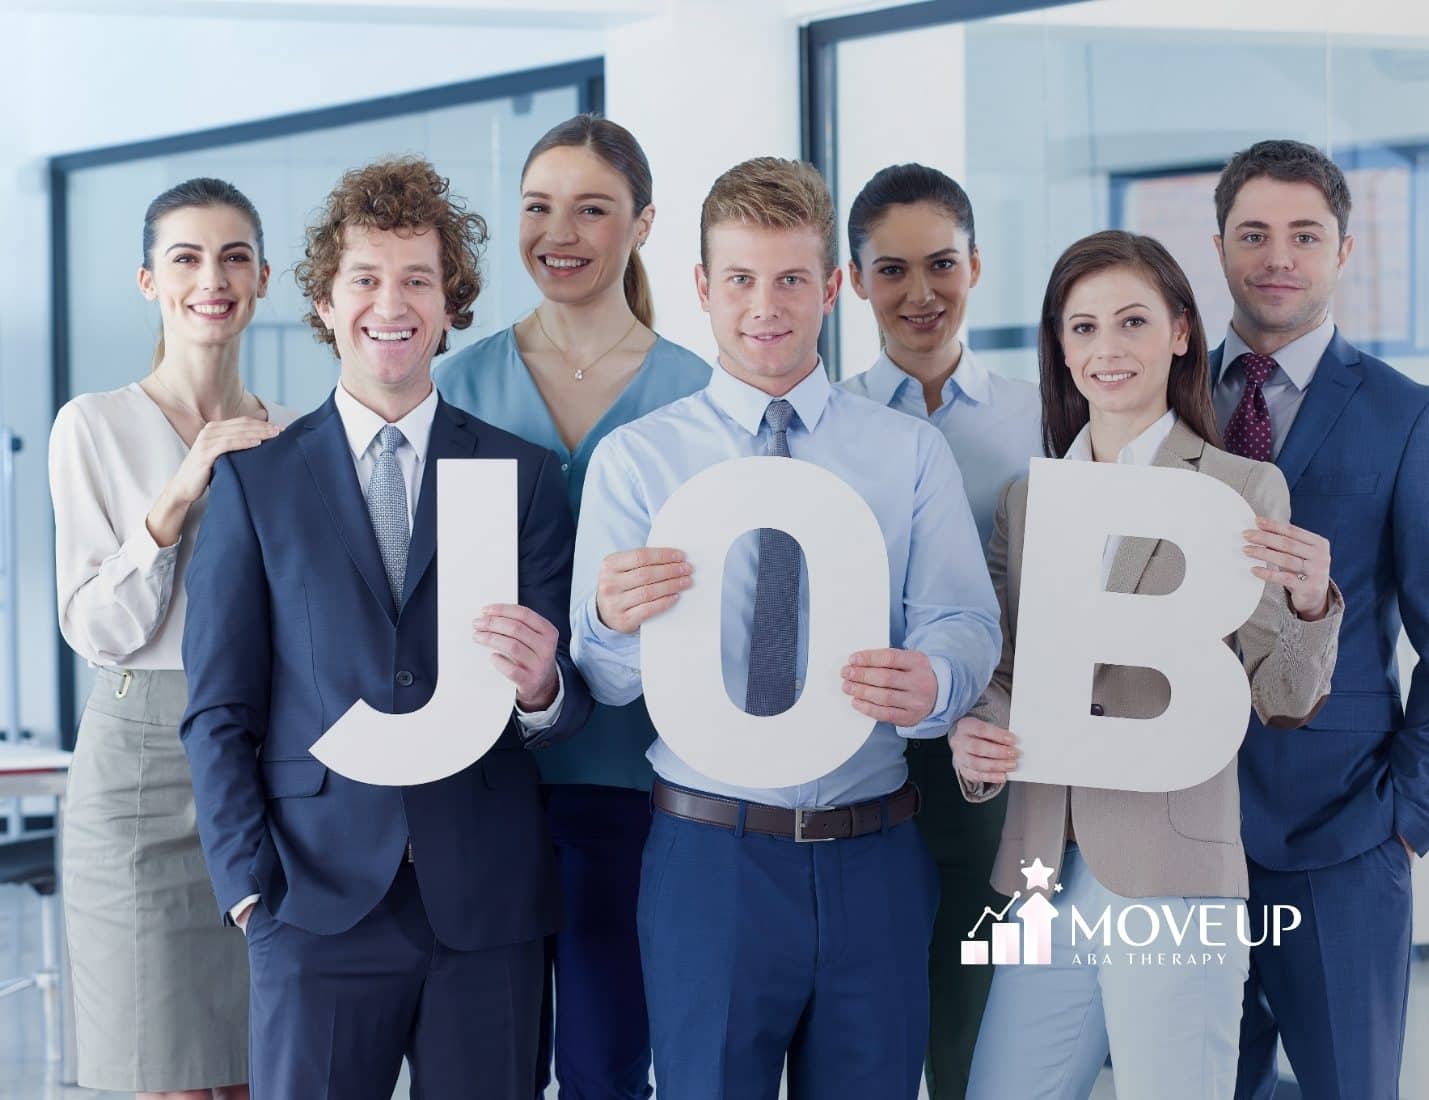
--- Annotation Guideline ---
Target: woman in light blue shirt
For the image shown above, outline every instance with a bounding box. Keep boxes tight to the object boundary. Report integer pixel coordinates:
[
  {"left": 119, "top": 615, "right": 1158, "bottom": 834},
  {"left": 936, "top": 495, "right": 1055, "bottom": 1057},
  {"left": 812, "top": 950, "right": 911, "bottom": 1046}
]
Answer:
[
  {"left": 838, "top": 163, "right": 1041, "bottom": 1099},
  {"left": 435, "top": 113, "right": 708, "bottom": 1099}
]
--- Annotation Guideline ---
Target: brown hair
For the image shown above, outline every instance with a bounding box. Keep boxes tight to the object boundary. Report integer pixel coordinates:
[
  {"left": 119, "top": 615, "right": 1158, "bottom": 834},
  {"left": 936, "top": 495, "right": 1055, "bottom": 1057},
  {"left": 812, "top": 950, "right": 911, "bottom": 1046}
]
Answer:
[
  {"left": 523, "top": 114, "right": 655, "bottom": 328},
  {"left": 1215, "top": 139, "right": 1351, "bottom": 240},
  {"left": 142, "top": 177, "right": 265, "bottom": 369},
  {"left": 294, "top": 156, "right": 486, "bottom": 357},
  {"left": 700, "top": 157, "right": 837, "bottom": 275},
  {"left": 1038, "top": 230, "right": 1222, "bottom": 459}
]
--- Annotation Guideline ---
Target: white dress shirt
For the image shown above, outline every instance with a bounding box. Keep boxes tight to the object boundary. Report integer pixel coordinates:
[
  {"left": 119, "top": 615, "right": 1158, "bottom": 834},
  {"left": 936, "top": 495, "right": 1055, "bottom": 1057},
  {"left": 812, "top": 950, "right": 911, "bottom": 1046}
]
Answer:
[{"left": 1065, "top": 409, "right": 1178, "bottom": 587}]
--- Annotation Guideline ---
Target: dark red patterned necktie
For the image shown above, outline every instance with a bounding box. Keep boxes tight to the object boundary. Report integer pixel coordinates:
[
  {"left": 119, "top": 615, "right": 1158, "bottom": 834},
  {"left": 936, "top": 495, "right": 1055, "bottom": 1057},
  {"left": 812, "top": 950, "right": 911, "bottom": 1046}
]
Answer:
[{"left": 1224, "top": 352, "right": 1277, "bottom": 461}]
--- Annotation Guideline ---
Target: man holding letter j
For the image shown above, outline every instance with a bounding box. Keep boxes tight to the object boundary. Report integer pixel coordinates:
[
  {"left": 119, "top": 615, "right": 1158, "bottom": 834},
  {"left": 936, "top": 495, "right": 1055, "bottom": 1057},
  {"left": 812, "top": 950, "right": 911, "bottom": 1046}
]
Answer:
[{"left": 570, "top": 157, "right": 1000, "bottom": 1100}]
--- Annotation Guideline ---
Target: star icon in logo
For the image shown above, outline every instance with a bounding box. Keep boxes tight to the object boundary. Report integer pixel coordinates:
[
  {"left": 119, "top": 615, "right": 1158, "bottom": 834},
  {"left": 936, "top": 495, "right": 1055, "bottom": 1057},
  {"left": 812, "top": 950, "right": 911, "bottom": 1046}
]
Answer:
[{"left": 1020, "top": 857, "right": 1055, "bottom": 892}]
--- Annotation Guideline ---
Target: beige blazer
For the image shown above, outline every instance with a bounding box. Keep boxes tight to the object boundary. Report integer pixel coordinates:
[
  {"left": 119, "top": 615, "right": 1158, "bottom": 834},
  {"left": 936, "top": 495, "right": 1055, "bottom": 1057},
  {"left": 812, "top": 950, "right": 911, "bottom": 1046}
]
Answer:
[{"left": 963, "top": 419, "right": 1343, "bottom": 900}]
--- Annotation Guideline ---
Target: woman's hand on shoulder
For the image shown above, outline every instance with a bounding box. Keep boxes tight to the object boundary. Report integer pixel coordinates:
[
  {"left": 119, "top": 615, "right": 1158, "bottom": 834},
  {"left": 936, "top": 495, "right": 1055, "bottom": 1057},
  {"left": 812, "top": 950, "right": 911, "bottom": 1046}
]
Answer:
[
  {"left": 169, "top": 417, "right": 282, "bottom": 507},
  {"left": 950, "top": 716, "right": 1020, "bottom": 785}
]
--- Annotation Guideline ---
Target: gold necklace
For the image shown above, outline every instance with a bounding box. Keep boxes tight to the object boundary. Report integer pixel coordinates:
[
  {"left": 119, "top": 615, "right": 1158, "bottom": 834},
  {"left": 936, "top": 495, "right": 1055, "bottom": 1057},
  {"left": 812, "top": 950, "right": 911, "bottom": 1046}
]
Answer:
[{"left": 534, "top": 308, "right": 640, "bottom": 382}]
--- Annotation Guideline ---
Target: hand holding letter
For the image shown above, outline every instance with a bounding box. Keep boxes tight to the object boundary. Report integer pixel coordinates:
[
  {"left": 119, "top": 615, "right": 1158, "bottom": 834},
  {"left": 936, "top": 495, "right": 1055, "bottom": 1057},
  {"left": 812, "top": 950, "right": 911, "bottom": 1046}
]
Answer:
[
  {"left": 595, "top": 547, "right": 693, "bottom": 634},
  {"left": 949, "top": 717, "right": 1021, "bottom": 786},
  {"left": 1243, "top": 516, "right": 1332, "bottom": 621},
  {"left": 841, "top": 648, "right": 938, "bottom": 726},
  {"left": 473, "top": 604, "right": 560, "bottom": 710}
]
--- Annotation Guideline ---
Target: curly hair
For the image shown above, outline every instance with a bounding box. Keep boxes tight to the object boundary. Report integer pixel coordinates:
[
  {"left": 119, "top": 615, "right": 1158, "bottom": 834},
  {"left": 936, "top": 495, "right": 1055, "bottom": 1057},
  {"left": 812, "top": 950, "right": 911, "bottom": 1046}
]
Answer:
[{"left": 294, "top": 156, "right": 487, "bottom": 356}]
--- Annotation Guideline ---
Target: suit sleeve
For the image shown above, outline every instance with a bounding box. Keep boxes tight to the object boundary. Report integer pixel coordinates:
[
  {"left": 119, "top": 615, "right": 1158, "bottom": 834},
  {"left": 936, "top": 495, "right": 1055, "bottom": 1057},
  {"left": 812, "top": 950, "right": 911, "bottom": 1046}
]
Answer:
[
  {"left": 1390, "top": 403, "right": 1429, "bottom": 853},
  {"left": 178, "top": 456, "right": 271, "bottom": 920},
  {"left": 1234, "top": 461, "right": 1342, "bottom": 727},
  {"left": 514, "top": 449, "right": 592, "bottom": 749},
  {"left": 961, "top": 481, "right": 1019, "bottom": 803}
]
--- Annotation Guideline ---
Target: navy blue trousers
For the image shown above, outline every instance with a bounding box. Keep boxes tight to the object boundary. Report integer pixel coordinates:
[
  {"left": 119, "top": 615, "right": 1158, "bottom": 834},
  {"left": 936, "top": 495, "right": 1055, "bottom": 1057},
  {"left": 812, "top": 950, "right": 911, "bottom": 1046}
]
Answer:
[
  {"left": 535, "top": 785, "right": 653, "bottom": 1100},
  {"left": 1234, "top": 835, "right": 1413, "bottom": 1100},
  {"left": 245, "top": 862, "right": 543, "bottom": 1100},
  {"left": 638, "top": 808, "right": 940, "bottom": 1100}
]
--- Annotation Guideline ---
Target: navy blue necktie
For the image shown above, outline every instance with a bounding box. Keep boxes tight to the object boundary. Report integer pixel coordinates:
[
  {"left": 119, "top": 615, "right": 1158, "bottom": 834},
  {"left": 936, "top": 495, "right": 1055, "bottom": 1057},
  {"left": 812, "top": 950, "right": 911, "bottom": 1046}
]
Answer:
[{"left": 745, "top": 399, "right": 802, "bottom": 716}]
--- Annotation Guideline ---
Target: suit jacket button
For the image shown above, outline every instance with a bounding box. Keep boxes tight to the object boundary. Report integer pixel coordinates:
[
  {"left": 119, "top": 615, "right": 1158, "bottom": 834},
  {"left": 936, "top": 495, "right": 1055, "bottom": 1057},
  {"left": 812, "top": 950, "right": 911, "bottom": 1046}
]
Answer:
[
  {"left": 396, "top": 670, "right": 414, "bottom": 687},
  {"left": 1090, "top": 703, "right": 1105, "bottom": 716}
]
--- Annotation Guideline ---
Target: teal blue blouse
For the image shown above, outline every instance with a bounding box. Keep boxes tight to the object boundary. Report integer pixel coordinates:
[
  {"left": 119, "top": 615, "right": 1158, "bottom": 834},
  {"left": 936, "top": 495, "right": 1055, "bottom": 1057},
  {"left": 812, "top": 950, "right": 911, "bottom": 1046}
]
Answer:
[{"left": 435, "top": 325, "right": 712, "bottom": 790}]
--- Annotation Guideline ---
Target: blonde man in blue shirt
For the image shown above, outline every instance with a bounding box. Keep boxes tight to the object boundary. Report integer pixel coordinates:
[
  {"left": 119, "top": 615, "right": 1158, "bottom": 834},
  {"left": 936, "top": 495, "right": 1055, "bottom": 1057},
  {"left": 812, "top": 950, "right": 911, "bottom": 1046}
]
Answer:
[{"left": 570, "top": 156, "right": 1000, "bottom": 1100}]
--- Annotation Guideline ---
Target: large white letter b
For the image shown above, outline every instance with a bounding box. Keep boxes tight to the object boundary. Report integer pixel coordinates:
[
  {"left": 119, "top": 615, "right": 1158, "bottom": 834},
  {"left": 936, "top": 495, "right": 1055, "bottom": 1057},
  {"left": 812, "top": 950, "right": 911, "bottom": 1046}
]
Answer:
[{"left": 1008, "top": 459, "right": 1263, "bottom": 793}]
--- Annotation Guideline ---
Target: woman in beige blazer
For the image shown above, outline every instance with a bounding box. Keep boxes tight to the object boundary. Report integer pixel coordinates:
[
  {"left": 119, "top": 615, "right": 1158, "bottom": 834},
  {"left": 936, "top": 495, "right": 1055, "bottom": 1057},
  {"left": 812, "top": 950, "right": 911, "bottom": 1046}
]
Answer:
[{"left": 953, "top": 231, "right": 1342, "bottom": 1100}]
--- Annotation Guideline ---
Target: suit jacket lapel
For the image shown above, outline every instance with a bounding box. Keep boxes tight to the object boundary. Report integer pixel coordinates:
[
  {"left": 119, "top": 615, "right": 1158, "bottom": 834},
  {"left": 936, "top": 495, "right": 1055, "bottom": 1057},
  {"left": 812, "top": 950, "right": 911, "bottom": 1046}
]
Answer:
[
  {"left": 1105, "top": 419, "right": 1205, "bottom": 595},
  {"left": 1273, "top": 331, "right": 1362, "bottom": 492},
  {"left": 298, "top": 394, "right": 398, "bottom": 622},
  {"left": 400, "top": 398, "right": 480, "bottom": 609}
]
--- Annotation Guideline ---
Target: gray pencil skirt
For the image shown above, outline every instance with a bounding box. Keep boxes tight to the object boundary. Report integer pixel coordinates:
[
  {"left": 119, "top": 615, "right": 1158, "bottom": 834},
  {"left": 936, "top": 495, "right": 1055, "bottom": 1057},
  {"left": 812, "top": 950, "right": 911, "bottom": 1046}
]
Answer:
[{"left": 62, "top": 667, "right": 248, "bottom": 1091}]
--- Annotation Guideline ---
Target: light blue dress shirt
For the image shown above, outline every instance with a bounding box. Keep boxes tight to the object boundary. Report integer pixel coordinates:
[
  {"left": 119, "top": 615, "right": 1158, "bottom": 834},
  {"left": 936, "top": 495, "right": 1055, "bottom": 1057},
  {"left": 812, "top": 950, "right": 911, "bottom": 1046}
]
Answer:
[
  {"left": 840, "top": 349, "right": 1043, "bottom": 549},
  {"left": 435, "top": 326, "right": 711, "bottom": 790},
  {"left": 570, "top": 361, "right": 1001, "bottom": 809}
]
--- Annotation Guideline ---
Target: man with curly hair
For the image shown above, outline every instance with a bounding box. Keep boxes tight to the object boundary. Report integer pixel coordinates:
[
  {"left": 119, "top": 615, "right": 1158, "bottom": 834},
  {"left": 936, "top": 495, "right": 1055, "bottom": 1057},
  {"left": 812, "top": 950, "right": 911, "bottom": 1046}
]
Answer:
[{"left": 180, "top": 156, "right": 592, "bottom": 1098}]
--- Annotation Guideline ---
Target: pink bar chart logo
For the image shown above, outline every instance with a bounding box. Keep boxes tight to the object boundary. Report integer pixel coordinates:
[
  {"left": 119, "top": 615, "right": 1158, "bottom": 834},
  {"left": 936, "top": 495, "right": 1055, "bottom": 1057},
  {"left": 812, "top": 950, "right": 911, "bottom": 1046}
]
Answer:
[{"left": 961, "top": 856, "right": 1061, "bottom": 967}]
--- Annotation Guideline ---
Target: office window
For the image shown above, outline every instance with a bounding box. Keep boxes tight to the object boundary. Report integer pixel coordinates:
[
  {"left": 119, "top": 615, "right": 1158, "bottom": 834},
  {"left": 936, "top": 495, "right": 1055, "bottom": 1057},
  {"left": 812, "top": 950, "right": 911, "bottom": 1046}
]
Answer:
[{"left": 49, "top": 58, "right": 601, "bottom": 736}]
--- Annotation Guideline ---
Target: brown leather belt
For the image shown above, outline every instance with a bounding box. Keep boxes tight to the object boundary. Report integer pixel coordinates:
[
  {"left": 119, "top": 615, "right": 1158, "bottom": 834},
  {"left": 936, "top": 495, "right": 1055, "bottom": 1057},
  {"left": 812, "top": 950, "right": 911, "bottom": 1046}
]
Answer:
[{"left": 652, "top": 779, "right": 921, "bottom": 842}]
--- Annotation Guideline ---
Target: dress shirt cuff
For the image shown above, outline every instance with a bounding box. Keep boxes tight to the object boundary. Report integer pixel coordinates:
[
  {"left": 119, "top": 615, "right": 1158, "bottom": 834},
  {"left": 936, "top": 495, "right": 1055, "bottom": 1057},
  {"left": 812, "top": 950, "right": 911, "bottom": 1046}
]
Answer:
[
  {"left": 516, "top": 667, "right": 564, "bottom": 734},
  {"left": 584, "top": 596, "right": 639, "bottom": 651},
  {"left": 897, "top": 653, "right": 954, "bottom": 739},
  {"left": 229, "top": 894, "right": 259, "bottom": 927},
  {"left": 123, "top": 523, "right": 179, "bottom": 574}
]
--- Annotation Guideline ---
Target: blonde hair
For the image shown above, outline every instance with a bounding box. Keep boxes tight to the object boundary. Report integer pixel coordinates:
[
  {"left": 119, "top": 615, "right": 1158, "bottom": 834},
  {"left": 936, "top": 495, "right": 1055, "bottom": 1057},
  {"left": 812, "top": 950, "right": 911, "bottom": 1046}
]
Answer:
[{"left": 699, "top": 157, "right": 837, "bottom": 275}]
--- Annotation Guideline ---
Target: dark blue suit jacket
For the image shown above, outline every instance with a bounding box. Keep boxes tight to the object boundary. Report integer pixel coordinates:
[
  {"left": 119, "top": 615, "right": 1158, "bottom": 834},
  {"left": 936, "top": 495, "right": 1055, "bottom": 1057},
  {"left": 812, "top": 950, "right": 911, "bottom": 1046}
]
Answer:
[
  {"left": 1214, "top": 331, "right": 1429, "bottom": 870},
  {"left": 180, "top": 392, "right": 592, "bottom": 948}
]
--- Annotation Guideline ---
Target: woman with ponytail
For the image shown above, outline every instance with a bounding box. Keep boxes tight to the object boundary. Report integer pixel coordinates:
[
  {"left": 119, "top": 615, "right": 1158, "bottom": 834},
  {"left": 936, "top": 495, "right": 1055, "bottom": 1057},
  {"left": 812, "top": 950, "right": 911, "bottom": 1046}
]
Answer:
[
  {"left": 437, "top": 114, "right": 708, "bottom": 1098},
  {"left": 49, "top": 179, "right": 296, "bottom": 1098}
]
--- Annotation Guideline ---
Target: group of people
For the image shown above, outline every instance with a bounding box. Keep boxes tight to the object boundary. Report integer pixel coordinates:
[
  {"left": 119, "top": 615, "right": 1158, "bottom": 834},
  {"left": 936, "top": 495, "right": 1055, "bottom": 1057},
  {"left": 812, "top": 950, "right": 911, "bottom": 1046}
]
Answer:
[{"left": 47, "top": 113, "right": 1427, "bottom": 1100}]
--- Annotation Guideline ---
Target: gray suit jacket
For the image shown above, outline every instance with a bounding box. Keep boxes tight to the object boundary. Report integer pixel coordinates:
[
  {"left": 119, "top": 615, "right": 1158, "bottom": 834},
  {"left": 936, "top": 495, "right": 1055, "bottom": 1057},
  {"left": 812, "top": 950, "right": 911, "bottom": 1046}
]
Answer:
[{"left": 962, "top": 419, "right": 1342, "bottom": 899}]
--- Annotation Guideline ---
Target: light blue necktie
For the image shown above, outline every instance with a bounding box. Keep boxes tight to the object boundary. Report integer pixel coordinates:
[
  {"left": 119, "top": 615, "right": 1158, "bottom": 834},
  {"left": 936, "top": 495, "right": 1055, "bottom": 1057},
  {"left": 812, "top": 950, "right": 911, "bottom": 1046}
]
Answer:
[
  {"left": 745, "top": 399, "right": 802, "bottom": 717},
  {"left": 365, "top": 424, "right": 409, "bottom": 607}
]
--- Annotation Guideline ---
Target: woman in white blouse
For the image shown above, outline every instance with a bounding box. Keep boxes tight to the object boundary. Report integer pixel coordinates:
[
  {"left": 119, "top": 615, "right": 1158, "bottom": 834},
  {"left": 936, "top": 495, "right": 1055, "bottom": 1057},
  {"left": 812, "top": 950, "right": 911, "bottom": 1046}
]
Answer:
[{"left": 48, "top": 178, "right": 294, "bottom": 1100}]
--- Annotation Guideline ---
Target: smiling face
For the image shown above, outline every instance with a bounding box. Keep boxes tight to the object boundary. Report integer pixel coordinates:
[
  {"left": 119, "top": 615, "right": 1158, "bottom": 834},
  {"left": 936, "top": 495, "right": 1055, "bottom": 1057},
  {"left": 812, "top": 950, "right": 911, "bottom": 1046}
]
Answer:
[
  {"left": 695, "top": 222, "right": 840, "bottom": 396},
  {"left": 315, "top": 225, "right": 452, "bottom": 408},
  {"left": 1059, "top": 265, "right": 1188, "bottom": 424},
  {"left": 1215, "top": 176, "right": 1353, "bottom": 350},
  {"left": 849, "top": 201, "right": 980, "bottom": 364},
  {"left": 137, "top": 204, "right": 268, "bottom": 350},
  {"left": 519, "top": 145, "right": 651, "bottom": 307}
]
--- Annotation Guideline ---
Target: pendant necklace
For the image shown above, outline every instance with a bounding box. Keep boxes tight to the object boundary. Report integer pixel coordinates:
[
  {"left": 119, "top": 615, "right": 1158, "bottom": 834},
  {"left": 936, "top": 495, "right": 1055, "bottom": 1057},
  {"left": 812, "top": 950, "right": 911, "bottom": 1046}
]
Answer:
[{"left": 534, "top": 308, "right": 640, "bottom": 382}]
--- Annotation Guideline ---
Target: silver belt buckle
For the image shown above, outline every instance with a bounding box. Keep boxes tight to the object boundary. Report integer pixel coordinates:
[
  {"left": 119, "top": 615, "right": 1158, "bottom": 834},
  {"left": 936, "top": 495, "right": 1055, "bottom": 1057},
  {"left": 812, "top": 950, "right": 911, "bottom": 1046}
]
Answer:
[{"left": 794, "top": 805, "right": 837, "bottom": 843}]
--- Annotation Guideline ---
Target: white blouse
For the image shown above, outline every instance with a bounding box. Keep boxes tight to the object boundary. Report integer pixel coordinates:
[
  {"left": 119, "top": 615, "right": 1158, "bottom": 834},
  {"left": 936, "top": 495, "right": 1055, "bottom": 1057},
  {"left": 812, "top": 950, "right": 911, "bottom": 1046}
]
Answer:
[{"left": 49, "top": 382, "right": 297, "bottom": 670}]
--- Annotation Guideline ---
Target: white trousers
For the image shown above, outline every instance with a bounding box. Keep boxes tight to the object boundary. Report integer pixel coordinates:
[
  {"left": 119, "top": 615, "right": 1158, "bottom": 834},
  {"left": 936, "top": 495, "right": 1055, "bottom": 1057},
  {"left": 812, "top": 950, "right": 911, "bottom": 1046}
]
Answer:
[{"left": 967, "top": 844, "right": 1250, "bottom": 1100}]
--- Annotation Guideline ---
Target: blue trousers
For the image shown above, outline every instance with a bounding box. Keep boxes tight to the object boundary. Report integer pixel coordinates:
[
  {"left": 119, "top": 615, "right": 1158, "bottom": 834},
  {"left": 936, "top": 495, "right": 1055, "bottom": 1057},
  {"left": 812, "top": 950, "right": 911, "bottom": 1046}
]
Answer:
[
  {"left": 535, "top": 784, "right": 653, "bottom": 1100},
  {"left": 1234, "top": 835, "right": 1412, "bottom": 1100},
  {"left": 245, "top": 862, "right": 543, "bottom": 1100},
  {"left": 637, "top": 807, "right": 939, "bottom": 1100}
]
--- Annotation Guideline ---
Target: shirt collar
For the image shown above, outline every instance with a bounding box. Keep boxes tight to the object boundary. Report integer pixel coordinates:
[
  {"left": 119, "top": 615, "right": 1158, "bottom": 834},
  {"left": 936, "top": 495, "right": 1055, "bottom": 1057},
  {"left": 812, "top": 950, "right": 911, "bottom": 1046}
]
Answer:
[
  {"left": 865, "top": 346, "right": 991, "bottom": 408},
  {"left": 706, "top": 358, "right": 831, "bottom": 437},
  {"left": 1066, "top": 408, "right": 1178, "bottom": 465},
  {"left": 334, "top": 380, "right": 439, "bottom": 464},
  {"left": 1222, "top": 314, "right": 1334, "bottom": 392}
]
